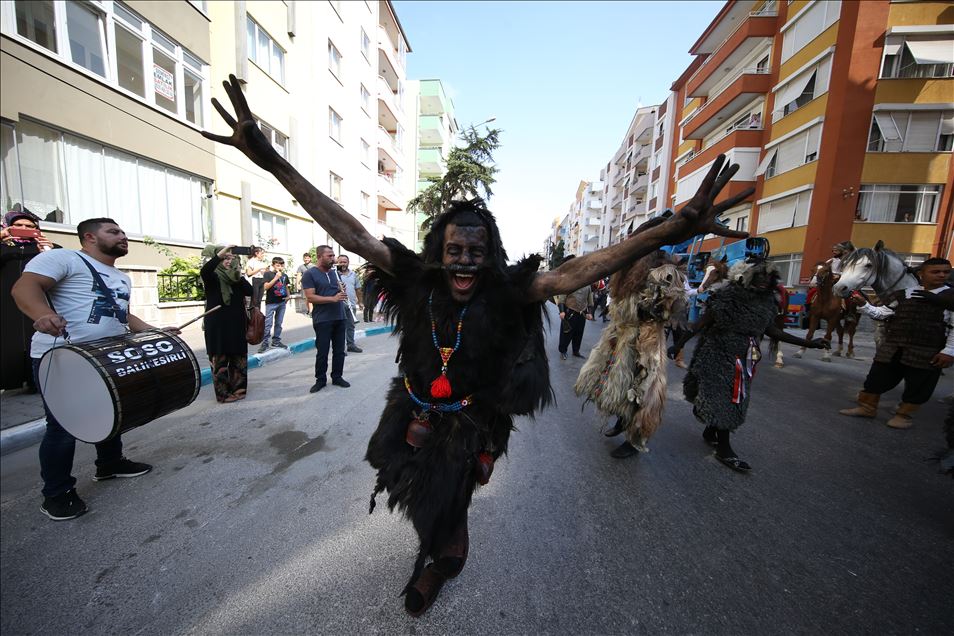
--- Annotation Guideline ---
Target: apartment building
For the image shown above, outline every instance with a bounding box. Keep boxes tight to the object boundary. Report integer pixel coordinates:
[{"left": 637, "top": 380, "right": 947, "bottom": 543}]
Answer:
[
  {"left": 600, "top": 105, "right": 656, "bottom": 248},
  {"left": 667, "top": 0, "right": 952, "bottom": 286},
  {"left": 408, "top": 77, "right": 458, "bottom": 249},
  {"left": 1, "top": 0, "right": 415, "bottom": 322},
  {"left": 646, "top": 94, "right": 676, "bottom": 219},
  {"left": 1, "top": 0, "right": 215, "bottom": 323},
  {"left": 563, "top": 179, "right": 603, "bottom": 257}
]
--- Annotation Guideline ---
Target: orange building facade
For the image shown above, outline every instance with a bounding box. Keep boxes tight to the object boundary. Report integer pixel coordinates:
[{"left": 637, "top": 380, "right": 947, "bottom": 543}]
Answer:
[{"left": 666, "top": 0, "right": 953, "bottom": 286}]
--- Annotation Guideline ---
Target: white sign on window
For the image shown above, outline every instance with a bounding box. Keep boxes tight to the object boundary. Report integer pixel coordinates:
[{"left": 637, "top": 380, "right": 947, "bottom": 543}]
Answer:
[{"left": 153, "top": 64, "right": 175, "bottom": 101}]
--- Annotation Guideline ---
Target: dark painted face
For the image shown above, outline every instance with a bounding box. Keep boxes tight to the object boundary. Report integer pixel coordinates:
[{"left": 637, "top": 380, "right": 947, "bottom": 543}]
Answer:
[{"left": 442, "top": 223, "right": 488, "bottom": 302}]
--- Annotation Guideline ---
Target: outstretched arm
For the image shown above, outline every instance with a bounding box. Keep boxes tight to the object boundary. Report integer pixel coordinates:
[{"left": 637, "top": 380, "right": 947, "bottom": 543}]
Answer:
[
  {"left": 528, "top": 155, "right": 753, "bottom": 302},
  {"left": 203, "top": 75, "right": 393, "bottom": 273},
  {"left": 765, "top": 324, "right": 829, "bottom": 349},
  {"left": 667, "top": 311, "right": 714, "bottom": 359}
]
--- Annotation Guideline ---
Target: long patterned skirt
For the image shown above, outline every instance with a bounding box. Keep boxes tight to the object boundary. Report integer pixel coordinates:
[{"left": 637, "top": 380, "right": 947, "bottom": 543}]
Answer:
[{"left": 210, "top": 354, "right": 247, "bottom": 402}]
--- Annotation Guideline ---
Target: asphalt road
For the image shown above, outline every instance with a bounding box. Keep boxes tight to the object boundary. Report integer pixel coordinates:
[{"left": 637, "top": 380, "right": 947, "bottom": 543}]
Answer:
[{"left": 1, "top": 305, "right": 952, "bottom": 635}]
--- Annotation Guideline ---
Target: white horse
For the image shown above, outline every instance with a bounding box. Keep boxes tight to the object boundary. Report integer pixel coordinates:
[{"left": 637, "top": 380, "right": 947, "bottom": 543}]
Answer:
[{"left": 833, "top": 240, "right": 918, "bottom": 300}]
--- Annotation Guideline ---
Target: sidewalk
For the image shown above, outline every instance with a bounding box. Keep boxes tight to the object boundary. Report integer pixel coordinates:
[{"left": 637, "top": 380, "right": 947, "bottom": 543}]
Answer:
[{"left": 0, "top": 306, "right": 392, "bottom": 452}]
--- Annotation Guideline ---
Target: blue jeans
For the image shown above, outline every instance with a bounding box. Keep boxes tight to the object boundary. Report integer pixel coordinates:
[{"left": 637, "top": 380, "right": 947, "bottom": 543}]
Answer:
[
  {"left": 263, "top": 301, "right": 287, "bottom": 344},
  {"left": 32, "top": 358, "right": 123, "bottom": 498},
  {"left": 313, "top": 319, "right": 345, "bottom": 382}
]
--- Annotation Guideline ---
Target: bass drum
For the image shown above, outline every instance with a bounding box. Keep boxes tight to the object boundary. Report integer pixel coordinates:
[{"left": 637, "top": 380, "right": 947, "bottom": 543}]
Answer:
[{"left": 37, "top": 330, "right": 201, "bottom": 443}]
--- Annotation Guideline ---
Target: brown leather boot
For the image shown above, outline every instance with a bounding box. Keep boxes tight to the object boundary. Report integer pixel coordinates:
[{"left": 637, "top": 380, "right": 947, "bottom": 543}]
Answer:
[
  {"left": 839, "top": 391, "right": 880, "bottom": 418},
  {"left": 886, "top": 402, "right": 918, "bottom": 429}
]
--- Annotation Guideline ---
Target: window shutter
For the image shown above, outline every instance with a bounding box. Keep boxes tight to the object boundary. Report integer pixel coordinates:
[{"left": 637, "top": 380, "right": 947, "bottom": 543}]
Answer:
[
  {"left": 904, "top": 112, "right": 940, "bottom": 152},
  {"left": 883, "top": 34, "right": 903, "bottom": 56},
  {"left": 796, "top": 2, "right": 825, "bottom": 48},
  {"left": 823, "top": 0, "right": 841, "bottom": 30},
  {"left": 755, "top": 147, "right": 778, "bottom": 176},
  {"left": 757, "top": 195, "right": 798, "bottom": 233},
  {"left": 873, "top": 112, "right": 902, "bottom": 140},
  {"left": 904, "top": 39, "right": 954, "bottom": 65},
  {"left": 940, "top": 112, "right": 954, "bottom": 136},
  {"left": 814, "top": 56, "right": 832, "bottom": 97},
  {"left": 776, "top": 130, "right": 807, "bottom": 174},
  {"left": 805, "top": 124, "right": 822, "bottom": 160},
  {"left": 793, "top": 190, "right": 812, "bottom": 226},
  {"left": 775, "top": 69, "right": 815, "bottom": 110}
]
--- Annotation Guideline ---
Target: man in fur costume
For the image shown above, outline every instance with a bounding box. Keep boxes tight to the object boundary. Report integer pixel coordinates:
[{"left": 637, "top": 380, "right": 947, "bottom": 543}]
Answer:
[
  {"left": 203, "top": 75, "right": 754, "bottom": 616},
  {"left": 669, "top": 259, "right": 828, "bottom": 472},
  {"left": 575, "top": 248, "right": 687, "bottom": 458}
]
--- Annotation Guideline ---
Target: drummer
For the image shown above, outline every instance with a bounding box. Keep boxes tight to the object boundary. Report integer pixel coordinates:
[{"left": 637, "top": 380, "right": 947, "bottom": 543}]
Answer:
[{"left": 12, "top": 217, "right": 180, "bottom": 521}]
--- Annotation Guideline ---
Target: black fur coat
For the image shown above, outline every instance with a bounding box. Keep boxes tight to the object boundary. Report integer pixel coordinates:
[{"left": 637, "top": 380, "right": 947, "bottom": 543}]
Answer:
[
  {"left": 364, "top": 239, "right": 552, "bottom": 584},
  {"left": 683, "top": 282, "right": 778, "bottom": 431}
]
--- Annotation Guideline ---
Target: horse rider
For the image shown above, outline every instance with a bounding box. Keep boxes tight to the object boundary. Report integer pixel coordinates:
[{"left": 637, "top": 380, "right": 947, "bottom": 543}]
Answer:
[
  {"left": 839, "top": 257, "right": 954, "bottom": 429},
  {"left": 806, "top": 241, "right": 854, "bottom": 311}
]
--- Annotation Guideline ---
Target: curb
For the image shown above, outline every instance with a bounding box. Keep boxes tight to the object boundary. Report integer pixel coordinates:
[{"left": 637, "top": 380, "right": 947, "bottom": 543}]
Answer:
[{"left": 0, "top": 325, "right": 394, "bottom": 456}]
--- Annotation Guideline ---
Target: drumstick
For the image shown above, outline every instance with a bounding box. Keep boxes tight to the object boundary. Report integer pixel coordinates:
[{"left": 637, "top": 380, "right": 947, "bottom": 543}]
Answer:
[{"left": 177, "top": 305, "right": 222, "bottom": 330}]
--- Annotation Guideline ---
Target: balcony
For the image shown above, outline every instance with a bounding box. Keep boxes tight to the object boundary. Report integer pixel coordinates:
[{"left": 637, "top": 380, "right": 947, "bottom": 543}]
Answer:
[
  {"left": 683, "top": 70, "right": 772, "bottom": 140},
  {"left": 377, "top": 171, "right": 402, "bottom": 211},
  {"left": 687, "top": 15, "right": 776, "bottom": 98},
  {"left": 587, "top": 216, "right": 602, "bottom": 226},
  {"left": 377, "top": 76, "right": 399, "bottom": 130},
  {"left": 588, "top": 200, "right": 602, "bottom": 210},
  {"left": 419, "top": 115, "right": 446, "bottom": 147},
  {"left": 682, "top": 128, "right": 765, "bottom": 177},
  {"left": 377, "top": 24, "right": 403, "bottom": 75},
  {"left": 418, "top": 147, "right": 444, "bottom": 177},
  {"left": 674, "top": 147, "right": 761, "bottom": 205},
  {"left": 377, "top": 125, "right": 400, "bottom": 168},
  {"left": 419, "top": 79, "right": 449, "bottom": 116}
]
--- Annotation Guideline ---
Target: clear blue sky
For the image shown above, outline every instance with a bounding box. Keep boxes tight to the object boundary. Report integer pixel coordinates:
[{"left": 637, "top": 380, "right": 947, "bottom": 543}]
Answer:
[{"left": 393, "top": 0, "right": 724, "bottom": 258}]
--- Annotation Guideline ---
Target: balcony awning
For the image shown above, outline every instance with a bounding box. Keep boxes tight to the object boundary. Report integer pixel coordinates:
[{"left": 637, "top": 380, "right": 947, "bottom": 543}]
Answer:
[
  {"left": 774, "top": 69, "right": 815, "bottom": 109},
  {"left": 904, "top": 39, "right": 954, "bottom": 65}
]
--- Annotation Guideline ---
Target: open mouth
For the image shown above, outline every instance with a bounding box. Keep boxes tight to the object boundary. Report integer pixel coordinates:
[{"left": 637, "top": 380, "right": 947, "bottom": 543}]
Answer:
[{"left": 452, "top": 272, "right": 476, "bottom": 292}]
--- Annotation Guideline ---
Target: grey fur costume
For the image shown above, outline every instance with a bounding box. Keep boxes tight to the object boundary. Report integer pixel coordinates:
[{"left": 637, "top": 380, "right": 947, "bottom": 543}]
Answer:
[
  {"left": 683, "top": 262, "right": 780, "bottom": 432},
  {"left": 575, "top": 259, "right": 686, "bottom": 449}
]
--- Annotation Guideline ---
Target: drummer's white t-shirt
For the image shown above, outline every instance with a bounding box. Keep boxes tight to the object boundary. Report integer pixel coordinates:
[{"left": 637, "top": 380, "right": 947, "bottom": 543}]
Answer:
[{"left": 25, "top": 249, "right": 131, "bottom": 359}]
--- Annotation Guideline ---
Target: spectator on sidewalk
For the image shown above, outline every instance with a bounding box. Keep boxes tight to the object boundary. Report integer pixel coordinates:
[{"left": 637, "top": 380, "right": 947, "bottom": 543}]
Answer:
[
  {"left": 245, "top": 246, "right": 267, "bottom": 309},
  {"left": 12, "top": 218, "right": 168, "bottom": 521},
  {"left": 201, "top": 245, "right": 253, "bottom": 403},
  {"left": 260, "top": 256, "right": 290, "bottom": 352},
  {"left": 2, "top": 208, "right": 59, "bottom": 393},
  {"left": 337, "top": 254, "right": 362, "bottom": 353},
  {"left": 555, "top": 255, "right": 594, "bottom": 361},
  {"left": 296, "top": 252, "right": 315, "bottom": 315},
  {"left": 302, "top": 245, "right": 350, "bottom": 393}
]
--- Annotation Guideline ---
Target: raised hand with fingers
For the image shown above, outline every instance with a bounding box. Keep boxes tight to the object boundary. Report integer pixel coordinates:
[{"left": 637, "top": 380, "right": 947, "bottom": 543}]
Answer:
[
  {"left": 659, "top": 154, "right": 755, "bottom": 245},
  {"left": 202, "top": 74, "right": 281, "bottom": 172}
]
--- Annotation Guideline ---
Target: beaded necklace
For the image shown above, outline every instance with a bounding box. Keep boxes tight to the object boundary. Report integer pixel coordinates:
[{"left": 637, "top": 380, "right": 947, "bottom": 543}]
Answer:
[{"left": 427, "top": 290, "right": 468, "bottom": 398}]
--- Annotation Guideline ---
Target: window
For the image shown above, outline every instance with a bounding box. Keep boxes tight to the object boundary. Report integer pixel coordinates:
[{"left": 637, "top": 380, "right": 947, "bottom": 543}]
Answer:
[
  {"left": 855, "top": 184, "right": 942, "bottom": 223},
  {"left": 329, "top": 108, "right": 342, "bottom": 143},
  {"left": 251, "top": 209, "right": 288, "bottom": 251},
  {"left": 361, "top": 28, "right": 370, "bottom": 61},
  {"left": 757, "top": 190, "right": 813, "bottom": 233},
  {"left": 328, "top": 40, "right": 342, "bottom": 79},
  {"left": 328, "top": 0, "right": 342, "bottom": 19},
  {"left": 767, "top": 253, "right": 803, "bottom": 286},
  {"left": 247, "top": 17, "right": 284, "bottom": 83},
  {"left": 772, "top": 55, "right": 832, "bottom": 121},
  {"left": 867, "top": 110, "right": 953, "bottom": 152},
  {"left": 756, "top": 54, "right": 770, "bottom": 73},
  {"left": 360, "top": 84, "right": 370, "bottom": 114},
  {"left": 0, "top": 119, "right": 211, "bottom": 242},
  {"left": 65, "top": 1, "right": 106, "bottom": 77},
  {"left": 360, "top": 191, "right": 370, "bottom": 218},
  {"left": 781, "top": 0, "right": 841, "bottom": 63},
  {"left": 14, "top": 0, "right": 57, "bottom": 52},
  {"left": 360, "top": 139, "right": 370, "bottom": 167},
  {"left": 329, "top": 172, "right": 343, "bottom": 202},
  {"left": 7, "top": 2, "right": 208, "bottom": 126},
  {"left": 736, "top": 215, "right": 748, "bottom": 233},
  {"left": 882, "top": 35, "right": 954, "bottom": 79},
  {"left": 761, "top": 123, "right": 822, "bottom": 178},
  {"left": 256, "top": 118, "right": 289, "bottom": 159}
]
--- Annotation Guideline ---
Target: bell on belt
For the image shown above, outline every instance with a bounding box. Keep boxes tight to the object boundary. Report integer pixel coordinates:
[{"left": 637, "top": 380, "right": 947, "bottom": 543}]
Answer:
[{"left": 406, "top": 416, "right": 432, "bottom": 448}]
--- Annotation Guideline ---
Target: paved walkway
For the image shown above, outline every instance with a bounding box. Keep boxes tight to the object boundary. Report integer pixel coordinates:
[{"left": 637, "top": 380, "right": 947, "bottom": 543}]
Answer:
[{"left": 0, "top": 307, "right": 390, "bottom": 431}]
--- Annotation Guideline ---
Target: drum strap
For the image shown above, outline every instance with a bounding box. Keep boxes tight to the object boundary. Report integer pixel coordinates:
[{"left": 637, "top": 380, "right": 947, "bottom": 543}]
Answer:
[{"left": 76, "top": 253, "right": 130, "bottom": 330}]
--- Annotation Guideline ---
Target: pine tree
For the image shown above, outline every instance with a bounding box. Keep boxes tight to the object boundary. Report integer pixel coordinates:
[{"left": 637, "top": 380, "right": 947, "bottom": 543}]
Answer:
[{"left": 408, "top": 125, "right": 501, "bottom": 233}]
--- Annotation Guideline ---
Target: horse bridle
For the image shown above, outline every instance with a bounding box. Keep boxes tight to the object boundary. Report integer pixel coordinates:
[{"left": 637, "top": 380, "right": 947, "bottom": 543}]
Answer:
[{"left": 852, "top": 251, "right": 912, "bottom": 303}]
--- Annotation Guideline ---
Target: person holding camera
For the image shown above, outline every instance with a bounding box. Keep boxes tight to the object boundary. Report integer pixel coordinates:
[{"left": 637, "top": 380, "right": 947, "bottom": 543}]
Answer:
[
  {"left": 2, "top": 209, "right": 58, "bottom": 392},
  {"left": 260, "top": 256, "right": 290, "bottom": 352},
  {"left": 201, "top": 245, "right": 253, "bottom": 403}
]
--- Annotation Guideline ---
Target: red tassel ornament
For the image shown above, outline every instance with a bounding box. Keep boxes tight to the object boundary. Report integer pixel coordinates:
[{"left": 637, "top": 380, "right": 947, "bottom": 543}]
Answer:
[{"left": 430, "top": 373, "right": 452, "bottom": 398}]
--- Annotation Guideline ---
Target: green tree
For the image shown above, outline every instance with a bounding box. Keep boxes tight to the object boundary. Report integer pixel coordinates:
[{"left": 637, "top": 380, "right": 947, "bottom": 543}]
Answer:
[
  {"left": 549, "top": 239, "right": 565, "bottom": 270},
  {"left": 407, "top": 125, "right": 502, "bottom": 233}
]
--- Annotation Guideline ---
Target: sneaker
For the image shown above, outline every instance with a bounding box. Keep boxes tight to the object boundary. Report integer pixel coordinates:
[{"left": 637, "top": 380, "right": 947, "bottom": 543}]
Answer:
[
  {"left": 560, "top": 352, "right": 568, "bottom": 361},
  {"left": 309, "top": 381, "right": 326, "bottom": 393},
  {"left": 347, "top": 345, "right": 363, "bottom": 353},
  {"left": 93, "top": 457, "right": 152, "bottom": 481},
  {"left": 272, "top": 341, "right": 288, "bottom": 350},
  {"left": 40, "top": 488, "right": 88, "bottom": 521},
  {"left": 332, "top": 378, "right": 351, "bottom": 388},
  {"left": 257, "top": 343, "right": 270, "bottom": 353}
]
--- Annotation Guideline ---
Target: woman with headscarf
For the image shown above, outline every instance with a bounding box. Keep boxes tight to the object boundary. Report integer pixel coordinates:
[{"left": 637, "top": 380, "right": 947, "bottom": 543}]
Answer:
[
  {"left": 1, "top": 209, "right": 58, "bottom": 391},
  {"left": 200, "top": 245, "right": 253, "bottom": 402}
]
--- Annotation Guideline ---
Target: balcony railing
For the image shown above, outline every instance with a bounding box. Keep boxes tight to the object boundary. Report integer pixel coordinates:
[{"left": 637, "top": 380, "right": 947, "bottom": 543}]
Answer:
[
  {"left": 702, "top": 116, "right": 764, "bottom": 150},
  {"left": 689, "top": 68, "right": 771, "bottom": 124}
]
